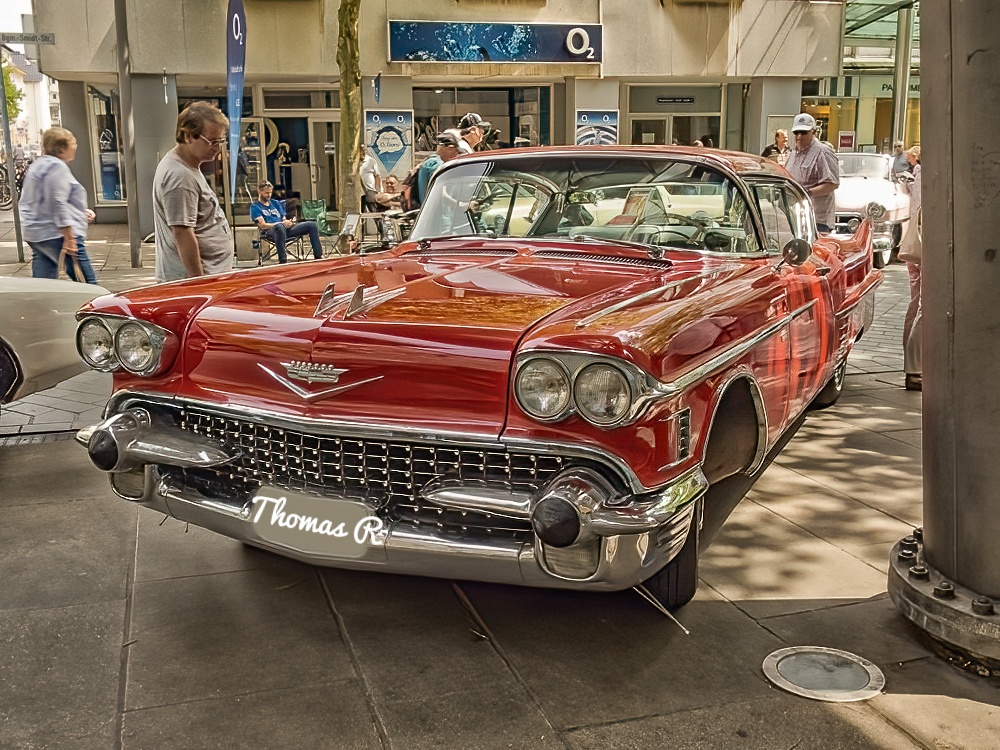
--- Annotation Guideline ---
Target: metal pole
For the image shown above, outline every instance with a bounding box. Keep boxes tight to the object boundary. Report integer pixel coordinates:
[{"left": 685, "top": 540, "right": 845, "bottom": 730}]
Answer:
[
  {"left": 114, "top": 0, "right": 144, "bottom": 268},
  {"left": 891, "top": 7, "right": 914, "bottom": 145},
  {"left": 888, "top": 0, "right": 1000, "bottom": 663},
  {"left": 1, "top": 79, "right": 26, "bottom": 263}
]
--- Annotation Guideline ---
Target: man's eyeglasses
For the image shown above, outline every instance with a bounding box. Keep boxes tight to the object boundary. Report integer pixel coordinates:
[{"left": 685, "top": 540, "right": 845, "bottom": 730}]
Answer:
[{"left": 199, "top": 135, "right": 227, "bottom": 148}]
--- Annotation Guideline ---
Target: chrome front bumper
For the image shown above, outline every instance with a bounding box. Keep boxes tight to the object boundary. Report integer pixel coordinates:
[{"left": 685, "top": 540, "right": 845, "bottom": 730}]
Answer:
[{"left": 78, "top": 407, "right": 706, "bottom": 592}]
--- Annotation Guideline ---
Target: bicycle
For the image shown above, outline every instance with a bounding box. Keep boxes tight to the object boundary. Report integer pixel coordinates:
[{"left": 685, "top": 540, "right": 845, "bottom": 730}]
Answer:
[{"left": 0, "top": 158, "right": 33, "bottom": 211}]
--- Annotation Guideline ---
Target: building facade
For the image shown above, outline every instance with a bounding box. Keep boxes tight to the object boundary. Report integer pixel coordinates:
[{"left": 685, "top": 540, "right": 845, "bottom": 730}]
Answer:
[{"left": 33, "top": 0, "right": 845, "bottom": 232}]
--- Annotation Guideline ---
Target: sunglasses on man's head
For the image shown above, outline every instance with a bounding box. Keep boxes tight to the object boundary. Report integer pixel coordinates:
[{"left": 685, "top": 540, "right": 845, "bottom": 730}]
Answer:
[{"left": 199, "top": 135, "right": 227, "bottom": 147}]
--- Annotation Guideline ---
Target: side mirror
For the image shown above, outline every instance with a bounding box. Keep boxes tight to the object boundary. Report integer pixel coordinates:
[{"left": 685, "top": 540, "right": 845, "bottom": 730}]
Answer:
[{"left": 780, "top": 238, "right": 812, "bottom": 267}]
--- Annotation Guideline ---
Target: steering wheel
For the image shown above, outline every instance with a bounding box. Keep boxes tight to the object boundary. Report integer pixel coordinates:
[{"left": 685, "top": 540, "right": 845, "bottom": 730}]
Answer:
[{"left": 624, "top": 212, "right": 713, "bottom": 246}]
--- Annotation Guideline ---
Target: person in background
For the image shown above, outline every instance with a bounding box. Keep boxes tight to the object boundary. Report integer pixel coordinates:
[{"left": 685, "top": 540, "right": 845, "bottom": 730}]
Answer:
[
  {"left": 359, "top": 143, "right": 382, "bottom": 213},
  {"left": 785, "top": 113, "right": 840, "bottom": 233},
  {"left": 250, "top": 181, "right": 322, "bottom": 262},
  {"left": 891, "top": 140, "right": 912, "bottom": 177},
  {"left": 692, "top": 140, "right": 704, "bottom": 147},
  {"left": 761, "top": 129, "right": 790, "bottom": 165},
  {"left": 152, "top": 101, "right": 233, "bottom": 282},
  {"left": 374, "top": 174, "right": 402, "bottom": 211},
  {"left": 455, "top": 113, "right": 491, "bottom": 154},
  {"left": 416, "top": 132, "right": 461, "bottom": 205},
  {"left": 19, "top": 127, "right": 99, "bottom": 284},
  {"left": 899, "top": 145, "right": 923, "bottom": 391}
]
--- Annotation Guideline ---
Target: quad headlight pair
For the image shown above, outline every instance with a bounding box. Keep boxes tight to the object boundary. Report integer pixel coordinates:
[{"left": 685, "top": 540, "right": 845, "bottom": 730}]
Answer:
[
  {"left": 76, "top": 316, "right": 176, "bottom": 376},
  {"left": 515, "top": 356, "right": 642, "bottom": 427}
]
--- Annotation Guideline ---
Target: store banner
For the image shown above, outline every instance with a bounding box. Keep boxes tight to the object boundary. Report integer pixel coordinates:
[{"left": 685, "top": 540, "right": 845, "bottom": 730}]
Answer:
[
  {"left": 365, "top": 111, "right": 414, "bottom": 178},
  {"left": 226, "top": 0, "right": 247, "bottom": 196},
  {"left": 575, "top": 111, "right": 618, "bottom": 145},
  {"left": 389, "top": 22, "right": 603, "bottom": 63}
]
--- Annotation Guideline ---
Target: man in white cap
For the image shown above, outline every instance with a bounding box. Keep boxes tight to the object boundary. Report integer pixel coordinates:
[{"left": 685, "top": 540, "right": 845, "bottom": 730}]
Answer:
[{"left": 784, "top": 112, "right": 840, "bottom": 233}]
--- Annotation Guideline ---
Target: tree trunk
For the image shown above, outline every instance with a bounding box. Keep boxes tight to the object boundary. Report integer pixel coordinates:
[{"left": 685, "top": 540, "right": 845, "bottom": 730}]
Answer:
[{"left": 337, "top": 0, "right": 363, "bottom": 224}]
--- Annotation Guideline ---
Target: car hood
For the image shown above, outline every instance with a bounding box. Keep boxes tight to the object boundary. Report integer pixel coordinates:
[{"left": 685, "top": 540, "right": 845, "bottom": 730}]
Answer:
[
  {"left": 176, "top": 243, "right": 683, "bottom": 435},
  {"left": 835, "top": 177, "right": 909, "bottom": 215}
]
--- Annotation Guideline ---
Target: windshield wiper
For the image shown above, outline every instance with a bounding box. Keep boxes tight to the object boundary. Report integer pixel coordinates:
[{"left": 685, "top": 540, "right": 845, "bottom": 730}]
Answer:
[{"left": 414, "top": 232, "right": 499, "bottom": 249}]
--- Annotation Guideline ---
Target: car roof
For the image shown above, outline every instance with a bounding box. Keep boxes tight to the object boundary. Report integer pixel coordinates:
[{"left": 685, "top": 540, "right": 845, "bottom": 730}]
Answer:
[{"left": 452, "top": 145, "right": 790, "bottom": 179}]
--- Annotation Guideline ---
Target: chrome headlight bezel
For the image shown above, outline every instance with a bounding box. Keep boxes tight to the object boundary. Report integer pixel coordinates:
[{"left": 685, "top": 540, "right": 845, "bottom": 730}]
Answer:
[
  {"left": 75, "top": 315, "right": 176, "bottom": 377},
  {"left": 514, "top": 357, "right": 573, "bottom": 422},
  {"left": 514, "top": 352, "right": 653, "bottom": 428}
]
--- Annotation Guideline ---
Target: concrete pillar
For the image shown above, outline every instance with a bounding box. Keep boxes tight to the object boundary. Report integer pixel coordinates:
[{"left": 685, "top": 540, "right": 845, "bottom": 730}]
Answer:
[
  {"left": 888, "top": 0, "right": 1000, "bottom": 662},
  {"left": 891, "top": 8, "right": 914, "bottom": 146},
  {"left": 745, "top": 78, "right": 801, "bottom": 156},
  {"left": 130, "top": 75, "right": 179, "bottom": 238},
  {"left": 565, "top": 78, "right": 620, "bottom": 145}
]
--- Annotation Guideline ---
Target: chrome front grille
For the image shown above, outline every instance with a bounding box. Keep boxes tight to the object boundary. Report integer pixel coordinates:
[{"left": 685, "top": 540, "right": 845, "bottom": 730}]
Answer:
[{"left": 175, "top": 407, "right": 571, "bottom": 538}]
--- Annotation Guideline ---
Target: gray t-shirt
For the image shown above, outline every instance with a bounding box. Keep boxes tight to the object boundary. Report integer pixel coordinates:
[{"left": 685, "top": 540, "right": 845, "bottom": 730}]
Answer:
[
  {"left": 786, "top": 139, "right": 840, "bottom": 228},
  {"left": 153, "top": 150, "right": 233, "bottom": 282}
]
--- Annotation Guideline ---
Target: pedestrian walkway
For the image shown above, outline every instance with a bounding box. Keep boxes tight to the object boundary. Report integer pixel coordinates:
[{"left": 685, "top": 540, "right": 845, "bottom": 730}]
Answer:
[{"left": 3, "top": 214, "right": 999, "bottom": 748}]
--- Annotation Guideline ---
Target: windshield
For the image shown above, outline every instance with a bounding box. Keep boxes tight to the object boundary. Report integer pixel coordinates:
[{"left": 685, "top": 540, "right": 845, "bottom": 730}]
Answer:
[
  {"left": 410, "top": 155, "right": 760, "bottom": 254},
  {"left": 838, "top": 154, "right": 889, "bottom": 180}
]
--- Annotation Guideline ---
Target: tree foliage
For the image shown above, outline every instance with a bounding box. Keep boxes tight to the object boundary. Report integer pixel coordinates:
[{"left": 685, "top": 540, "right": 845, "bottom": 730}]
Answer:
[
  {"left": 2, "top": 63, "right": 23, "bottom": 121},
  {"left": 336, "top": 0, "right": 362, "bottom": 229}
]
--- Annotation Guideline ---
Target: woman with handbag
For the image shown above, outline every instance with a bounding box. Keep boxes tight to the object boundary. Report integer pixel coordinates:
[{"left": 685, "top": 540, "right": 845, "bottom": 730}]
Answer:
[
  {"left": 19, "top": 127, "right": 98, "bottom": 284},
  {"left": 897, "top": 146, "right": 922, "bottom": 390}
]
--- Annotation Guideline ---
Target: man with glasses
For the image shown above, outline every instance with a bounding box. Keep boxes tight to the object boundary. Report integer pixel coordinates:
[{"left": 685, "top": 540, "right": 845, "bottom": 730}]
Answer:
[
  {"left": 416, "top": 132, "right": 461, "bottom": 207},
  {"left": 153, "top": 101, "right": 234, "bottom": 281},
  {"left": 785, "top": 112, "right": 840, "bottom": 233}
]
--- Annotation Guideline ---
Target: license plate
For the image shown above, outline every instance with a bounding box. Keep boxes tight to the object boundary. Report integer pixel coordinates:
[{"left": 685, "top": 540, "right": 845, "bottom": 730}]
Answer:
[{"left": 249, "top": 487, "right": 385, "bottom": 558}]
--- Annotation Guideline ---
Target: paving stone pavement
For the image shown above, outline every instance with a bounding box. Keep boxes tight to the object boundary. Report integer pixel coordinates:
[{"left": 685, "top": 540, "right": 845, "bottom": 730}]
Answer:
[{"left": 3, "top": 219, "right": 999, "bottom": 749}]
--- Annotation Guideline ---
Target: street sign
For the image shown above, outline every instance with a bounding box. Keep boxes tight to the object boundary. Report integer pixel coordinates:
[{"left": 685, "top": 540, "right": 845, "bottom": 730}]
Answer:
[{"left": 1, "top": 32, "right": 55, "bottom": 45}]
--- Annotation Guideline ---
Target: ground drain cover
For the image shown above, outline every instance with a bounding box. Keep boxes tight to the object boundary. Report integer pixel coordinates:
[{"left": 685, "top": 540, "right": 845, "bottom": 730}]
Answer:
[{"left": 762, "top": 646, "right": 885, "bottom": 702}]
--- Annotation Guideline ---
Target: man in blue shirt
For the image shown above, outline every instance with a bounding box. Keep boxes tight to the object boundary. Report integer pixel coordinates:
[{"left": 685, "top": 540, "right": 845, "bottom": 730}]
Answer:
[
  {"left": 416, "top": 132, "right": 461, "bottom": 206},
  {"left": 249, "top": 182, "right": 323, "bottom": 262}
]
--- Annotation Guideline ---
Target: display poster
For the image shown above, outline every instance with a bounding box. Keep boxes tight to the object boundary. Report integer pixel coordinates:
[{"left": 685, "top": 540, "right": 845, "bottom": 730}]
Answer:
[
  {"left": 575, "top": 110, "right": 619, "bottom": 145},
  {"left": 365, "top": 110, "right": 414, "bottom": 177},
  {"left": 226, "top": 0, "right": 247, "bottom": 196},
  {"left": 389, "top": 22, "right": 603, "bottom": 63},
  {"left": 838, "top": 131, "right": 856, "bottom": 152}
]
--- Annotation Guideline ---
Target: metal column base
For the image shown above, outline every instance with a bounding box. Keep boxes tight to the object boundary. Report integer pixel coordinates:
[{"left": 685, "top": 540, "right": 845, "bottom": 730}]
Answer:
[{"left": 888, "top": 531, "right": 1000, "bottom": 665}]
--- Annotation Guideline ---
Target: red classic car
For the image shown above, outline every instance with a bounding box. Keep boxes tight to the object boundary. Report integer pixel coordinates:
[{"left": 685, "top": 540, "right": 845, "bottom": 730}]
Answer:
[{"left": 75, "top": 147, "right": 881, "bottom": 609}]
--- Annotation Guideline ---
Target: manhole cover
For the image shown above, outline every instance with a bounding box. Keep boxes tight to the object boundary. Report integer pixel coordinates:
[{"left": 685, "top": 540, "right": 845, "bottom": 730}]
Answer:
[{"left": 762, "top": 646, "right": 885, "bottom": 702}]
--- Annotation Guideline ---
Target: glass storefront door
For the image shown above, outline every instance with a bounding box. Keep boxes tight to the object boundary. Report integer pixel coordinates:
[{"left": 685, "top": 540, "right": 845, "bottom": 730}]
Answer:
[
  {"left": 308, "top": 119, "right": 340, "bottom": 214},
  {"left": 629, "top": 116, "right": 721, "bottom": 147}
]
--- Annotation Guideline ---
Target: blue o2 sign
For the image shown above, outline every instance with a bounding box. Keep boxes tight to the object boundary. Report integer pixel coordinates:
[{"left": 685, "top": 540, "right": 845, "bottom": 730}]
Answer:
[{"left": 389, "top": 22, "right": 603, "bottom": 64}]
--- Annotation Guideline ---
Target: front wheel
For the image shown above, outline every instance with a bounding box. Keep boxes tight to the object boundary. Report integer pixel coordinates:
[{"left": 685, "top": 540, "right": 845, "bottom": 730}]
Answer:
[
  {"left": 640, "top": 498, "right": 702, "bottom": 609},
  {"left": 811, "top": 359, "right": 847, "bottom": 410}
]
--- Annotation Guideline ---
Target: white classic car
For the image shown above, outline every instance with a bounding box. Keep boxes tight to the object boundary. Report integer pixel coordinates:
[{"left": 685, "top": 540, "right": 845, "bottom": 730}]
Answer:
[
  {"left": 833, "top": 152, "right": 910, "bottom": 268},
  {"left": 1, "top": 276, "right": 109, "bottom": 404}
]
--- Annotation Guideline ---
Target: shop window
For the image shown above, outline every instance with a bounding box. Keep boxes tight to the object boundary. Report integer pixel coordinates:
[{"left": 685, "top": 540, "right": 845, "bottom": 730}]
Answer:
[
  {"left": 87, "top": 85, "right": 126, "bottom": 204},
  {"left": 263, "top": 89, "right": 339, "bottom": 110}
]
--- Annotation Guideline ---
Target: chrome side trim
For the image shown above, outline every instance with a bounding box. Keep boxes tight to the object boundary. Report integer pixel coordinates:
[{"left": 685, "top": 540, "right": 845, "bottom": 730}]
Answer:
[
  {"left": 836, "top": 276, "right": 883, "bottom": 318},
  {"left": 574, "top": 267, "right": 738, "bottom": 330},
  {"left": 656, "top": 299, "right": 818, "bottom": 397}
]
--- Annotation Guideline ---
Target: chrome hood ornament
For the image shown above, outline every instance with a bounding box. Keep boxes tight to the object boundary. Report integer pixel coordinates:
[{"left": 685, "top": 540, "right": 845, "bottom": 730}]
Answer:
[
  {"left": 283, "top": 361, "right": 347, "bottom": 384},
  {"left": 258, "top": 361, "right": 382, "bottom": 402}
]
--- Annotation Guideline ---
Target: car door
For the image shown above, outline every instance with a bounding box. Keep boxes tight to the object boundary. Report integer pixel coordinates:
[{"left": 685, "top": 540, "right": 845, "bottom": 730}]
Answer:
[{"left": 749, "top": 180, "right": 837, "bottom": 416}]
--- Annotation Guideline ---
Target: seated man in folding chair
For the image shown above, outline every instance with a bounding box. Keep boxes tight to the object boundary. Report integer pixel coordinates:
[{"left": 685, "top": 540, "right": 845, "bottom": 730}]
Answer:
[{"left": 249, "top": 181, "right": 323, "bottom": 262}]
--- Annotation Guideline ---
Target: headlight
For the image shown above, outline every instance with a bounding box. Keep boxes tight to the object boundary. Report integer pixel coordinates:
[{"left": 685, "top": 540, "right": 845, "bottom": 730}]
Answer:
[
  {"left": 515, "top": 358, "right": 571, "bottom": 420},
  {"left": 114, "top": 321, "right": 160, "bottom": 375},
  {"left": 846, "top": 218, "right": 861, "bottom": 233},
  {"left": 865, "top": 201, "right": 887, "bottom": 220},
  {"left": 574, "top": 363, "right": 632, "bottom": 426},
  {"left": 77, "top": 318, "right": 118, "bottom": 371}
]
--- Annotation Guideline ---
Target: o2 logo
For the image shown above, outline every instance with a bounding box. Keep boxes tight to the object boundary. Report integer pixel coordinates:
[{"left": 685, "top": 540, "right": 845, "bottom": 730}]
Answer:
[{"left": 565, "top": 27, "right": 596, "bottom": 60}]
